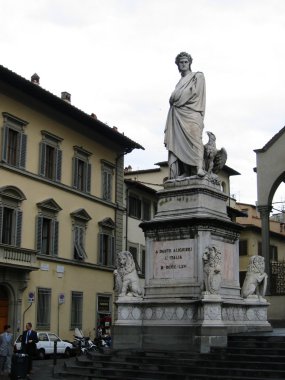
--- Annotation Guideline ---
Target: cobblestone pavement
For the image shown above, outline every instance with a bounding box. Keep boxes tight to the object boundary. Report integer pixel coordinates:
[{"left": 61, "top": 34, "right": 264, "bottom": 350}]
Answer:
[{"left": 2, "top": 357, "right": 71, "bottom": 380}]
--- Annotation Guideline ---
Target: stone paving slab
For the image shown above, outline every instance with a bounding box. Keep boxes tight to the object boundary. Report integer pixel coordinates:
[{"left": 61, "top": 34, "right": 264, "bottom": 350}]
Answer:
[{"left": 1, "top": 357, "right": 71, "bottom": 380}]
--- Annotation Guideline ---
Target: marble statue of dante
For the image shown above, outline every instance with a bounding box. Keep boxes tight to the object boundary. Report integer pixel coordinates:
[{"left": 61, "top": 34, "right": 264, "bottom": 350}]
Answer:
[{"left": 164, "top": 52, "right": 206, "bottom": 179}]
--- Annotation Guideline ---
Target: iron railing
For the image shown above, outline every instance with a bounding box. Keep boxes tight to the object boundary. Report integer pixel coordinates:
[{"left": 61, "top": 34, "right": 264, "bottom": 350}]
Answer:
[{"left": 270, "top": 261, "right": 285, "bottom": 295}]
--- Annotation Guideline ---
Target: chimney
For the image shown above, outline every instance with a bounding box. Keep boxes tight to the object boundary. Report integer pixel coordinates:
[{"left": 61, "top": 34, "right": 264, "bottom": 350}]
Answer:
[
  {"left": 112, "top": 126, "right": 118, "bottom": 132},
  {"left": 31, "top": 73, "right": 40, "bottom": 85},
  {"left": 61, "top": 91, "right": 71, "bottom": 103},
  {"left": 91, "top": 113, "right": 97, "bottom": 119}
]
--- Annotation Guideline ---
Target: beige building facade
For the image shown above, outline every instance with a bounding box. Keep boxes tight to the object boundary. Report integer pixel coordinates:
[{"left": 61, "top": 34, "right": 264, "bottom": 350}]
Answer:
[{"left": 0, "top": 65, "right": 142, "bottom": 340}]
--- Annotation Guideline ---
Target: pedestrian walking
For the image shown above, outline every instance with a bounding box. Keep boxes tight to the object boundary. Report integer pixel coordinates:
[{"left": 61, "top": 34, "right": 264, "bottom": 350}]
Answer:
[{"left": 0, "top": 324, "right": 13, "bottom": 375}]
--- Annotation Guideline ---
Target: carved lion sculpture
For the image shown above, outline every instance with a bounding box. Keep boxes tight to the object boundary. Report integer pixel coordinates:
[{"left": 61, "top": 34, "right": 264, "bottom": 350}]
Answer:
[
  {"left": 113, "top": 251, "right": 143, "bottom": 297},
  {"left": 202, "top": 246, "right": 222, "bottom": 295},
  {"left": 241, "top": 255, "right": 268, "bottom": 298}
]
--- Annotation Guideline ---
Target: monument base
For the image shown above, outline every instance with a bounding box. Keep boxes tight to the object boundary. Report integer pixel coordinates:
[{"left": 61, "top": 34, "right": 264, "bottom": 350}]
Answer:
[
  {"left": 113, "top": 176, "right": 272, "bottom": 353},
  {"left": 113, "top": 296, "right": 272, "bottom": 353}
]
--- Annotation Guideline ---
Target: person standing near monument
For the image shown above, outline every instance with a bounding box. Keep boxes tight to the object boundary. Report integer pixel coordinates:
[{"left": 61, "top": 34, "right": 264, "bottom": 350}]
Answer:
[
  {"left": 0, "top": 324, "right": 13, "bottom": 375},
  {"left": 21, "top": 322, "right": 38, "bottom": 377},
  {"left": 164, "top": 52, "right": 206, "bottom": 179}
]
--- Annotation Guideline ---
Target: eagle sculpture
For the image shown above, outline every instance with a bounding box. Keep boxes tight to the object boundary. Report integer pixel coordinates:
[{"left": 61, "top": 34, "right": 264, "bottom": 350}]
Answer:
[{"left": 203, "top": 131, "right": 227, "bottom": 174}]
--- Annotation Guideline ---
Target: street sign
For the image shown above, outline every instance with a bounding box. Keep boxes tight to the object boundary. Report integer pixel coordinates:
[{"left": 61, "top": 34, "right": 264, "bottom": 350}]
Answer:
[
  {"left": 58, "top": 293, "right": 65, "bottom": 304},
  {"left": 28, "top": 292, "right": 35, "bottom": 303}
]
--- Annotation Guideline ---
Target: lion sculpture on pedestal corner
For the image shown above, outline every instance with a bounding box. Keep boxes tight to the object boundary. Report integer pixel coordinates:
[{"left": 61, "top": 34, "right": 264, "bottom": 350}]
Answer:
[
  {"left": 113, "top": 251, "right": 143, "bottom": 297},
  {"left": 241, "top": 255, "right": 268, "bottom": 298}
]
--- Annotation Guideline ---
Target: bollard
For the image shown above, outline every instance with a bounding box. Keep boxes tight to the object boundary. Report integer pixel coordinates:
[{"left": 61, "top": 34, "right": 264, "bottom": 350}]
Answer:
[{"left": 53, "top": 340, "right": 57, "bottom": 366}]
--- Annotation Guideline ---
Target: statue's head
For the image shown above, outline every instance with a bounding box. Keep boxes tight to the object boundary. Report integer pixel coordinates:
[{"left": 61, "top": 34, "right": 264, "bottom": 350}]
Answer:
[
  {"left": 248, "top": 255, "right": 265, "bottom": 274},
  {"left": 175, "top": 52, "right": 193, "bottom": 72},
  {"left": 116, "top": 250, "right": 136, "bottom": 274}
]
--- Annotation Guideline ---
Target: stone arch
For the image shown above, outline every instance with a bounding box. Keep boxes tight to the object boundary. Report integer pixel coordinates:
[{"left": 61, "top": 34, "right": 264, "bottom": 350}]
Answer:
[
  {"left": 268, "top": 172, "right": 285, "bottom": 207},
  {"left": 255, "top": 126, "right": 285, "bottom": 292}
]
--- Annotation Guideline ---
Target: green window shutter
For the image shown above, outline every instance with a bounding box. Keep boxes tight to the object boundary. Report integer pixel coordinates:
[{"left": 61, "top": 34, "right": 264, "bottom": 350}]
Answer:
[
  {"left": 55, "top": 149, "right": 62, "bottom": 182},
  {"left": 19, "top": 133, "right": 27, "bottom": 168},
  {"left": 99, "top": 233, "right": 104, "bottom": 264},
  {"left": 74, "top": 225, "right": 80, "bottom": 259},
  {"left": 36, "top": 216, "right": 44, "bottom": 252},
  {"left": 74, "top": 225, "right": 86, "bottom": 260},
  {"left": 102, "top": 169, "right": 112, "bottom": 201},
  {"left": 52, "top": 220, "right": 59, "bottom": 256},
  {"left": 86, "top": 163, "right": 91, "bottom": 193},
  {"left": 15, "top": 210, "right": 23, "bottom": 247},
  {"left": 2, "top": 126, "right": 9, "bottom": 162},
  {"left": 110, "top": 236, "right": 115, "bottom": 266},
  {"left": 72, "top": 157, "right": 79, "bottom": 188},
  {"left": 39, "top": 142, "right": 46, "bottom": 176},
  {"left": 107, "top": 172, "right": 112, "bottom": 200},
  {"left": 0, "top": 206, "right": 3, "bottom": 243}
]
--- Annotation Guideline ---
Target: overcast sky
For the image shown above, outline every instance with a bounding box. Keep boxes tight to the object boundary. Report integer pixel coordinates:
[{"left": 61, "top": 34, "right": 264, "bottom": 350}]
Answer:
[{"left": 1, "top": 0, "right": 285, "bottom": 206}]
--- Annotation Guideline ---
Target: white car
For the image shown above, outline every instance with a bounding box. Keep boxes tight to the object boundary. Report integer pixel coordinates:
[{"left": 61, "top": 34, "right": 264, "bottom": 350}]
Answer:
[{"left": 14, "top": 331, "right": 74, "bottom": 359}]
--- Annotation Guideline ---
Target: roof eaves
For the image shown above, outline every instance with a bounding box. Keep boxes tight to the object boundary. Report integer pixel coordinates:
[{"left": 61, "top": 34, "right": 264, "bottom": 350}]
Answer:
[
  {"left": 0, "top": 64, "right": 144, "bottom": 153},
  {"left": 124, "top": 179, "right": 157, "bottom": 194},
  {"left": 254, "top": 125, "right": 285, "bottom": 154}
]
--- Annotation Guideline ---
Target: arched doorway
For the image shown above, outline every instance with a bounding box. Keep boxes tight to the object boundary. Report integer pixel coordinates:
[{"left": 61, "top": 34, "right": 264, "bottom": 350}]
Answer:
[{"left": 0, "top": 286, "right": 9, "bottom": 331}]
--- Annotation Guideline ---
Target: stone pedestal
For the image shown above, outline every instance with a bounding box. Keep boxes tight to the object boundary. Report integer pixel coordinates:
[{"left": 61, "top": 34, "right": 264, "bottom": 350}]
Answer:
[{"left": 113, "top": 175, "right": 271, "bottom": 352}]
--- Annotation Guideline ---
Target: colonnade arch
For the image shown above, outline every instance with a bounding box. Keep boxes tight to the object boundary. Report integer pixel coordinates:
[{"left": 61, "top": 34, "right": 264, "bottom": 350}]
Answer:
[{"left": 255, "top": 126, "right": 285, "bottom": 293}]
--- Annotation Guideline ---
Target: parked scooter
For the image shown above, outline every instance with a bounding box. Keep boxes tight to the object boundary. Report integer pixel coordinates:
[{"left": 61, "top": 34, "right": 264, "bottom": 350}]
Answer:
[{"left": 73, "top": 328, "right": 97, "bottom": 355}]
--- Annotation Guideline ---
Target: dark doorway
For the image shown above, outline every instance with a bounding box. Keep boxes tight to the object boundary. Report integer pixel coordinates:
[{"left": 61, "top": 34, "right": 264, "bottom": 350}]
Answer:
[{"left": 0, "top": 286, "right": 9, "bottom": 331}]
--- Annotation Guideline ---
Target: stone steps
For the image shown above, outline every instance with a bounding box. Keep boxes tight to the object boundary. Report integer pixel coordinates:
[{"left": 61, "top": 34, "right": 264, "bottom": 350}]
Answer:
[
  {"left": 56, "top": 363, "right": 285, "bottom": 379},
  {"left": 53, "top": 334, "right": 285, "bottom": 380},
  {"left": 74, "top": 354, "right": 285, "bottom": 371}
]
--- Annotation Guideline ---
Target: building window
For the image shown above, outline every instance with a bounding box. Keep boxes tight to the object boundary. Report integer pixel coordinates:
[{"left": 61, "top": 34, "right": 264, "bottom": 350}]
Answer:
[
  {"left": 37, "top": 288, "right": 51, "bottom": 329},
  {"left": 71, "top": 209, "right": 91, "bottom": 261},
  {"left": 72, "top": 146, "right": 92, "bottom": 193},
  {"left": 36, "top": 199, "right": 61, "bottom": 256},
  {"left": 129, "top": 195, "right": 141, "bottom": 219},
  {"left": 128, "top": 243, "right": 141, "bottom": 273},
  {"left": 36, "top": 216, "right": 59, "bottom": 255},
  {"left": 142, "top": 199, "right": 151, "bottom": 221},
  {"left": 0, "top": 186, "right": 25, "bottom": 247},
  {"left": 2, "top": 207, "right": 14, "bottom": 245},
  {"left": 98, "top": 218, "right": 115, "bottom": 267},
  {"left": 97, "top": 294, "right": 112, "bottom": 335},
  {"left": 0, "top": 207, "right": 22, "bottom": 246},
  {"left": 71, "top": 291, "right": 83, "bottom": 329},
  {"left": 239, "top": 240, "right": 248, "bottom": 256},
  {"left": 39, "top": 131, "right": 63, "bottom": 182},
  {"left": 73, "top": 225, "right": 87, "bottom": 260},
  {"left": 101, "top": 161, "right": 114, "bottom": 202},
  {"left": 128, "top": 193, "right": 153, "bottom": 221},
  {"left": 99, "top": 233, "right": 114, "bottom": 266},
  {"left": 270, "top": 245, "right": 278, "bottom": 262},
  {"left": 1, "top": 112, "right": 28, "bottom": 168}
]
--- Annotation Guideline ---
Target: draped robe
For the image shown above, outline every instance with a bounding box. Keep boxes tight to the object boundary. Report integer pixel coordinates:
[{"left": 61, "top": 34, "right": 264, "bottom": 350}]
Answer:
[{"left": 164, "top": 71, "right": 206, "bottom": 170}]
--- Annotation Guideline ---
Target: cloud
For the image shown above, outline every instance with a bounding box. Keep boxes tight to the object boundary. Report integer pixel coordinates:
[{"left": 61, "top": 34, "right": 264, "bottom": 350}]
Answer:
[{"left": 1, "top": 0, "right": 285, "bottom": 205}]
